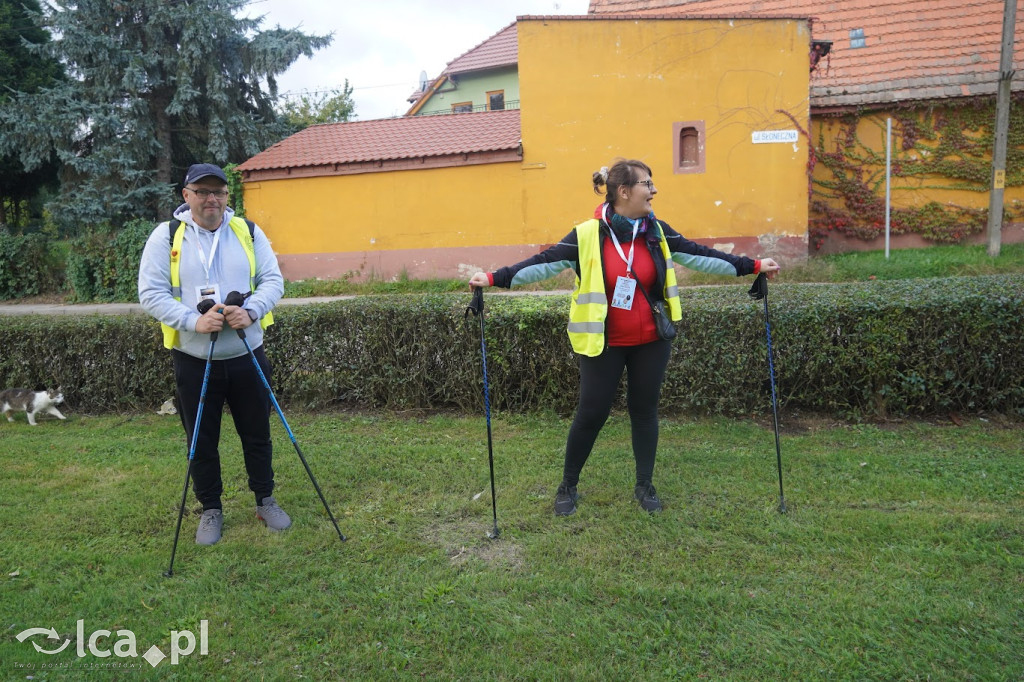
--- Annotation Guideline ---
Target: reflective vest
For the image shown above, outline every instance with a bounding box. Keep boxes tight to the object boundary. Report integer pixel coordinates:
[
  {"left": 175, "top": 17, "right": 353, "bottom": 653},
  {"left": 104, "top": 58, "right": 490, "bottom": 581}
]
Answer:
[
  {"left": 161, "top": 216, "right": 275, "bottom": 349},
  {"left": 567, "top": 219, "right": 682, "bottom": 357}
]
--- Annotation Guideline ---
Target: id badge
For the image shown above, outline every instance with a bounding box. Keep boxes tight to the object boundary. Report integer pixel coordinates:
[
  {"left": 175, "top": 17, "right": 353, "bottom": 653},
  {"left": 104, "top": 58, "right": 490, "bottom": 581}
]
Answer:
[
  {"left": 195, "top": 283, "right": 222, "bottom": 308},
  {"left": 611, "top": 276, "right": 636, "bottom": 310}
]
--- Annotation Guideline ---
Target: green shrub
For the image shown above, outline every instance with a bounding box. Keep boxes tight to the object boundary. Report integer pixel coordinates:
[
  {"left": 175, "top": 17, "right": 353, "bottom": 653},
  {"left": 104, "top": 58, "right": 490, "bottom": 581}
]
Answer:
[
  {"left": 0, "top": 228, "right": 65, "bottom": 298},
  {"left": 0, "top": 276, "right": 1021, "bottom": 419},
  {"left": 65, "top": 219, "right": 152, "bottom": 302}
]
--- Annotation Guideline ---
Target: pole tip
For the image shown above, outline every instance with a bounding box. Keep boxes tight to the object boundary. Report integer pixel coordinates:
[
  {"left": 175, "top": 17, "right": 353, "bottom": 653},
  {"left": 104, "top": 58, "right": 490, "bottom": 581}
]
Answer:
[
  {"left": 487, "top": 526, "right": 501, "bottom": 540},
  {"left": 163, "top": 570, "right": 174, "bottom": 578}
]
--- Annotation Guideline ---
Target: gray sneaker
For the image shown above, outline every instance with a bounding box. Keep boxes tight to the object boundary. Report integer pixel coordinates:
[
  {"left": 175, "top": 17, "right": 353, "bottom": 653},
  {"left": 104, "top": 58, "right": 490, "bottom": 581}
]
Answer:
[
  {"left": 195, "top": 509, "right": 223, "bottom": 545},
  {"left": 256, "top": 496, "right": 292, "bottom": 531}
]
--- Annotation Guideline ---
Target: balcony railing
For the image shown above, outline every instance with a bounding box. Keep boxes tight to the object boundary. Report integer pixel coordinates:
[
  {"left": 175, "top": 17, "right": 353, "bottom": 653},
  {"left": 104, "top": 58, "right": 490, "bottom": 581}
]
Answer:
[{"left": 419, "top": 100, "right": 520, "bottom": 116}]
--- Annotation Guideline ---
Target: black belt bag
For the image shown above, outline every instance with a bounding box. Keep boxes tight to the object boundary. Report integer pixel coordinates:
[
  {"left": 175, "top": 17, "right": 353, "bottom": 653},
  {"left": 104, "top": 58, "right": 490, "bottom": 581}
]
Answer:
[{"left": 630, "top": 268, "right": 677, "bottom": 341}]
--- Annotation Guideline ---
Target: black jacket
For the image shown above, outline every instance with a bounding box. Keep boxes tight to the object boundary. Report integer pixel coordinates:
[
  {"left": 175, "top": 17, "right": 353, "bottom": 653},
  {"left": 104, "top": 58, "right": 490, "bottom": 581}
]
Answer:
[{"left": 491, "top": 217, "right": 757, "bottom": 292}]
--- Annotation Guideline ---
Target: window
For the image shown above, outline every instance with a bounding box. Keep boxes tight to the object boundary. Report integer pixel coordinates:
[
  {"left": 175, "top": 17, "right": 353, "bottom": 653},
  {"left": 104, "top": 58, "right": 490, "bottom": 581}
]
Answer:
[
  {"left": 673, "top": 121, "right": 705, "bottom": 174},
  {"left": 680, "top": 129, "right": 699, "bottom": 164},
  {"left": 452, "top": 102, "right": 473, "bottom": 113},
  {"left": 487, "top": 90, "right": 505, "bottom": 111}
]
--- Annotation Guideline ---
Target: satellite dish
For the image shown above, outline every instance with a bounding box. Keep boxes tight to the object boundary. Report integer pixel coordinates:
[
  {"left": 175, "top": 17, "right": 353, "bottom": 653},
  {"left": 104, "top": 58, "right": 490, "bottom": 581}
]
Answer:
[{"left": 419, "top": 70, "right": 429, "bottom": 91}]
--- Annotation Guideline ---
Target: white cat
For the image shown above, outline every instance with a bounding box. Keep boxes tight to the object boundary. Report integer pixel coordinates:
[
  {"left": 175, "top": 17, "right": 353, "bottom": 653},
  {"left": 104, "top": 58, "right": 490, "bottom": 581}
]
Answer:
[{"left": 0, "top": 387, "right": 67, "bottom": 426}]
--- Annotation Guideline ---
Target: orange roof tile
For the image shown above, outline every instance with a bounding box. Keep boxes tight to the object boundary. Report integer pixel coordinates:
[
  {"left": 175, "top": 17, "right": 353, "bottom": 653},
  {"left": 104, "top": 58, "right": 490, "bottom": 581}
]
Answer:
[
  {"left": 236, "top": 109, "right": 521, "bottom": 173},
  {"left": 588, "top": 0, "right": 1024, "bottom": 109}
]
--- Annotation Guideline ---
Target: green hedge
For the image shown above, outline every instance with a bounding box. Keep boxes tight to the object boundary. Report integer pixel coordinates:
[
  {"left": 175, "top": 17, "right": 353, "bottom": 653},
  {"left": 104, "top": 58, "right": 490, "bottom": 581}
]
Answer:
[
  {"left": 0, "top": 275, "right": 1021, "bottom": 419},
  {"left": 0, "top": 315, "right": 174, "bottom": 412}
]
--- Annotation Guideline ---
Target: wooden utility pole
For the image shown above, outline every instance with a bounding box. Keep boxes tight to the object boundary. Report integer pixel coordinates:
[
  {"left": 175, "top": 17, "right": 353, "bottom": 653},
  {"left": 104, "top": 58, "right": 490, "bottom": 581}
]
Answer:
[{"left": 987, "top": 0, "right": 1019, "bottom": 257}]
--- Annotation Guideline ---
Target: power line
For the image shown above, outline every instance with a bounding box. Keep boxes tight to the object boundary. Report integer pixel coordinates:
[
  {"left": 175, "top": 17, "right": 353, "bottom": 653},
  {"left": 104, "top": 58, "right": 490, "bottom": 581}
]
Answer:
[{"left": 278, "top": 82, "right": 412, "bottom": 98}]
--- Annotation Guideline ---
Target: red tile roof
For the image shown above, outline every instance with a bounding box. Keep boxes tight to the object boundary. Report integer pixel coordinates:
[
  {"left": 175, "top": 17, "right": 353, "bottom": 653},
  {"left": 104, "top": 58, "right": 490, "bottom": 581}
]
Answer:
[
  {"left": 406, "top": 23, "right": 519, "bottom": 106},
  {"left": 588, "top": 0, "right": 1024, "bottom": 109},
  {"left": 443, "top": 22, "right": 518, "bottom": 76},
  {"left": 236, "top": 109, "right": 522, "bottom": 173}
]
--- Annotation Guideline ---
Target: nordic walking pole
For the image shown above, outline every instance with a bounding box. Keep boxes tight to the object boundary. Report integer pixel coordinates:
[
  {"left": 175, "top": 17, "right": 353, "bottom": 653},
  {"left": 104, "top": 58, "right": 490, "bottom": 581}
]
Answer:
[
  {"left": 466, "top": 286, "right": 500, "bottom": 539},
  {"left": 748, "top": 273, "right": 786, "bottom": 514},
  {"left": 165, "top": 299, "right": 219, "bottom": 577},
  {"left": 223, "top": 291, "right": 346, "bottom": 542}
]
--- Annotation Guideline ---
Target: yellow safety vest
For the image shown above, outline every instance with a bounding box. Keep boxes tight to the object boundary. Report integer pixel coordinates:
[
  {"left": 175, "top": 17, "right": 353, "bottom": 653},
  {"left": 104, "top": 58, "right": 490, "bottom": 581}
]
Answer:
[
  {"left": 567, "top": 219, "right": 682, "bottom": 357},
  {"left": 161, "top": 216, "right": 275, "bottom": 349}
]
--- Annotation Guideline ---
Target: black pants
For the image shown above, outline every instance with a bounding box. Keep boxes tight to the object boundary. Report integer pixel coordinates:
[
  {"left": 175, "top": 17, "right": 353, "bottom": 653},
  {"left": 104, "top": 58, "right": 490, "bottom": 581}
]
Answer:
[
  {"left": 563, "top": 340, "right": 672, "bottom": 488},
  {"left": 173, "top": 346, "right": 274, "bottom": 510}
]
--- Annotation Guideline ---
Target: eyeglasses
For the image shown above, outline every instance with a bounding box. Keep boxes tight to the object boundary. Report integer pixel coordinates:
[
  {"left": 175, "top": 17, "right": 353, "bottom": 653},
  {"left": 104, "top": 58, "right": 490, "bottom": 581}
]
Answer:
[
  {"left": 633, "top": 180, "right": 655, "bottom": 190},
  {"left": 186, "top": 187, "right": 229, "bottom": 199}
]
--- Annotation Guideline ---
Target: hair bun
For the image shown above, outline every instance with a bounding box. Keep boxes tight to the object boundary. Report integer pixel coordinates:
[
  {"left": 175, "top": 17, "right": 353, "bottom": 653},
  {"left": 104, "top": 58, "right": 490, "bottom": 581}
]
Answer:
[{"left": 598, "top": 166, "right": 609, "bottom": 182}]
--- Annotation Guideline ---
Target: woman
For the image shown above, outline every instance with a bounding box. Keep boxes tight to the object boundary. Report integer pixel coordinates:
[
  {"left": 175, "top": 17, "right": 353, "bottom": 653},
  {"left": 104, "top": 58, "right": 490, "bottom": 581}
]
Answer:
[{"left": 469, "top": 159, "right": 780, "bottom": 515}]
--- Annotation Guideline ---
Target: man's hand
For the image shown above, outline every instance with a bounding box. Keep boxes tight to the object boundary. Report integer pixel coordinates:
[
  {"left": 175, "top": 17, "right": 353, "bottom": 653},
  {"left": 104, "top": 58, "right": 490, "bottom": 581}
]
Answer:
[
  {"left": 222, "top": 305, "right": 254, "bottom": 330},
  {"left": 195, "top": 304, "right": 225, "bottom": 334}
]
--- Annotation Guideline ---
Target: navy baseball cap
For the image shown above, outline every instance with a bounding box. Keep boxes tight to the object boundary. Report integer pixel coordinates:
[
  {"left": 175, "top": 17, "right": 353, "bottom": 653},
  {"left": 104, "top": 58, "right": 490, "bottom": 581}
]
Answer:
[{"left": 183, "top": 163, "right": 228, "bottom": 185}]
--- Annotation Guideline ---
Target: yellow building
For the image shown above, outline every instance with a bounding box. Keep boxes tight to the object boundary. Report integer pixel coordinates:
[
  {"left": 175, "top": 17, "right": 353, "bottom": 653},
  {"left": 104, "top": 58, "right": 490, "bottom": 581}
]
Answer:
[
  {"left": 810, "top": 105, "right": 1024, "bottom": 253},
  {"left": 589, "top": 0, "right": 1024, "bottom": 253},
  {"left": 238, "top": 16, "right": 810, "bottom": 281}
]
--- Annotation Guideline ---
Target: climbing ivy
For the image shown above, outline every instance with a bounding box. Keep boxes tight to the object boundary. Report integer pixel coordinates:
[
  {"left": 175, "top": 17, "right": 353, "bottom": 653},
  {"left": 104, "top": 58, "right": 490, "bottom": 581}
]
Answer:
[
  {"left": 225, "top": 163, "right": 245, "bottom": 218},
  {"left": 810, "top": 95, "right": 1024, "bottom": 249}
]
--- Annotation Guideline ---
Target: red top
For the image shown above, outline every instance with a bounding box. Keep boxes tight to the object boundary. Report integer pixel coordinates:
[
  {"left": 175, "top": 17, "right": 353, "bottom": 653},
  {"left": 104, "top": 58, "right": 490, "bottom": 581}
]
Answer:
[{"left": 603, "top": 234, "right": 660, "bottom": 347}]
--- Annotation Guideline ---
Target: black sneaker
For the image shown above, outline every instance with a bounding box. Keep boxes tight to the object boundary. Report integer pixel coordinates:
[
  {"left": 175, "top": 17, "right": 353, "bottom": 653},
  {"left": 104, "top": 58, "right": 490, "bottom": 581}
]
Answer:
[
  {"left": 554, "top": 483, "right": 579, "bottom": 516},
  {"left": 634, "top": 483, "right": 662, "bottom": 513}
]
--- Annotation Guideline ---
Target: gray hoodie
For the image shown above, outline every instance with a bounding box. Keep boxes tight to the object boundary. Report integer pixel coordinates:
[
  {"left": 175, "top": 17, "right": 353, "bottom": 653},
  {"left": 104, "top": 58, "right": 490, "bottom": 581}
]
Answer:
[{"left": 138, "top": 204, "right": 284, "bottom": 360}]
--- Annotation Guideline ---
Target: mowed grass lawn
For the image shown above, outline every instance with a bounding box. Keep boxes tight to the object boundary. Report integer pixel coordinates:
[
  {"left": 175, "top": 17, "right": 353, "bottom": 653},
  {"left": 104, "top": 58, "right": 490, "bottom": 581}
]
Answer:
[{"left": 1, "top": 411, "right": 1022, "bottom": 680}]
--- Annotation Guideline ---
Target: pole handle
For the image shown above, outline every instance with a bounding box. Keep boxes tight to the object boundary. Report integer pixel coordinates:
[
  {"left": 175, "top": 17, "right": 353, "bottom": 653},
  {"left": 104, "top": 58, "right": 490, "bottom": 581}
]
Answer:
[
  {"left": 747, "top": 272, "right": 768, "bottom": 300},
  {"left": 466, "top": 286, "right": 484, "bottom": 317},
  {"left": 225, "top": 290, "right": 252, "bottom": 338}
]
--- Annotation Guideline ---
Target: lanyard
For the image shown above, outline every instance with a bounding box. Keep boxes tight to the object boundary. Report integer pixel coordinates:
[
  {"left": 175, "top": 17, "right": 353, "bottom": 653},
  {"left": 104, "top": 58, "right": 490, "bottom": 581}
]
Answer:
[
  {"left": 190, "top": 223, "right": 222, "bottom": 283},
  {"left": 603, "top": 205, "right": 639, "bottom": 276}
]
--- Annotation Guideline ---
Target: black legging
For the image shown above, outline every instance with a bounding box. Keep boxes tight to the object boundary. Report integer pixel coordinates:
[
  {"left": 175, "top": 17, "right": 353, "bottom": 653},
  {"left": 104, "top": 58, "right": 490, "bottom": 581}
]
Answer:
[{"left": 562, "top": 339, "right": 672, "bottom": 488}]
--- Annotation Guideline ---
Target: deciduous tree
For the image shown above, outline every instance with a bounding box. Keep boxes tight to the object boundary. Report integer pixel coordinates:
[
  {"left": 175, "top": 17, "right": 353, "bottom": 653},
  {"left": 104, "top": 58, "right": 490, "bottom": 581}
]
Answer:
[{"left": 278, "top": 81, "right": 355, "bottom": 133}]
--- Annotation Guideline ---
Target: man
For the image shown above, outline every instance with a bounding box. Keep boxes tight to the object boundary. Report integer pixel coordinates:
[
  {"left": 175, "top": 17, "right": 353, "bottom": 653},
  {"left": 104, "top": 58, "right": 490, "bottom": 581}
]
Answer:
[{"left": 139, "top": 163, "right": 288, "bottom": 545}]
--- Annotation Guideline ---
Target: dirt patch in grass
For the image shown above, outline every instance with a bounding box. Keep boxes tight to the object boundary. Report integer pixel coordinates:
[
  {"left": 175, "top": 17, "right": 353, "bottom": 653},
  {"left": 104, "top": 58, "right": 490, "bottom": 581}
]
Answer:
[
  {"left": 747, "top": 411, "right": 839, "bottom": 435},
  {"left": 422, "top": 518, "right": 525, "bottom": 571}
]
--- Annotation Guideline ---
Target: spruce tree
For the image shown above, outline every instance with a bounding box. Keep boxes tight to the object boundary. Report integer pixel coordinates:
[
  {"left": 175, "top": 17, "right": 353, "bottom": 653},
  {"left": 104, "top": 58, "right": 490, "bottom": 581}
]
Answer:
[
  {"left": 0, "top": 0, "right": 331, "bottom": 231},
  {"left": 0, "top": 0, "right": 64, "bottom": 229}
]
